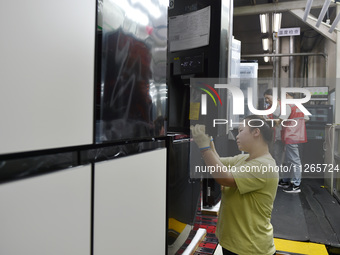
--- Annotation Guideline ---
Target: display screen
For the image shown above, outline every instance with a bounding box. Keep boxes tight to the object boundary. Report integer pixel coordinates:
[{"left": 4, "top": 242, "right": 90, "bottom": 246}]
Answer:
[
  {"left": 173, "top": 54, "right": 204, "bottom": 75},
  {"left": 305, "top": 105, "right": 333, "bottom": 124},
  {"left": 304, "top": 86, "right": 329, "bottom": 101}
]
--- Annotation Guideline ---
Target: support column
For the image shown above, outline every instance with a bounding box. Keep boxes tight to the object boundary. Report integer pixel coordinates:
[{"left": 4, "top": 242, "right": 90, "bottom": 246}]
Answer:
[
  {"left": 336, "top": 4, "right": 340, "bottom": 124},
  {"left": 273, "top": 33, "right": 281, "bottom": 97},
  {"left": 289, "top": 36, "right": 294, "bottom": 87}
]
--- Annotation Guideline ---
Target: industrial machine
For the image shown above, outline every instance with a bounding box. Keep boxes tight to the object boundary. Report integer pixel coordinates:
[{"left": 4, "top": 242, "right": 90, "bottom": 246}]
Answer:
[{"left": 166, "top": 1, "right": 233, "bottom": 253}]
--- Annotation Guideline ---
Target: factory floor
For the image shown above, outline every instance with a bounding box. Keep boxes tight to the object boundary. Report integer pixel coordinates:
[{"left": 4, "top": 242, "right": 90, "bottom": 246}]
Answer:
[
  {"left": 271, "top": 178, "right": 340, "bottom": 255},
  {"left": 177, "top": 178, "right": 340, "bottom": 255}
]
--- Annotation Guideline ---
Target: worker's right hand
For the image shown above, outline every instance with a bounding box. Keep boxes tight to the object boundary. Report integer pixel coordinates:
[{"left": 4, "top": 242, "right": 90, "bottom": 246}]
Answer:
[{"left": 190, "top": 124, "right": 211, "bottom": 150}]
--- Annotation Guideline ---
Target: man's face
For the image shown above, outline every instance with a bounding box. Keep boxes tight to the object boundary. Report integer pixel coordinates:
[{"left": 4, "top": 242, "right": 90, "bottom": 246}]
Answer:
[
  {"left": 236, "top": 124, "right": 255, "bottom": 152},
  {"left": 264, "top": 94, "right": 273, "bottom": 106}
]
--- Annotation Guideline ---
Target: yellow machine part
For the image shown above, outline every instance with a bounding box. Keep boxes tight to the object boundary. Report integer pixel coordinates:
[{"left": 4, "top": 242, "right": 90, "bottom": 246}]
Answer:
[
  {"left": 168, "top": 218, "right": 187, "bottom": 234},
  {"left": 274, "top": 238, "right": 328, "bottom": 255}
]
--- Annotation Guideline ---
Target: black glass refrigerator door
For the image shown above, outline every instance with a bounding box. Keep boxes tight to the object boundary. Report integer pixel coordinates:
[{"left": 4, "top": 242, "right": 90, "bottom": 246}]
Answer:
[
  {"left": 95, "top": 0, "right": 168, "bottom": 143},
  {"left": 167, "top": 136, "right": 201, "bottom": 254}
]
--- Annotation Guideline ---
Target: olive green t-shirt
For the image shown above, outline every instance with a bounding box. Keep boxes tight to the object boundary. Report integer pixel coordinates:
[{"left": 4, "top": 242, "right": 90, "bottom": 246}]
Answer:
[{"left": 216, "top": 154, "right": 279, "bottom": 255}]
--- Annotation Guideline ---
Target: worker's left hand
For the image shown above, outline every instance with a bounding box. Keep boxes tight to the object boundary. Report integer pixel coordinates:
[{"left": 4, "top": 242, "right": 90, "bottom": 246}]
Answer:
[{"left": 190, "top": 124, "right": 211, "bottom": 149}]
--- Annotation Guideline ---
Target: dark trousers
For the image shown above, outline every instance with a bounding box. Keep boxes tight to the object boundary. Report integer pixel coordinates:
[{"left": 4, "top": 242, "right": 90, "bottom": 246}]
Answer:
[
  {"left": 221, "top": 247, "right": 237, "bottom": 255},
  {"left": 222, "top": 247, "right": 276, "bottom": 255}
]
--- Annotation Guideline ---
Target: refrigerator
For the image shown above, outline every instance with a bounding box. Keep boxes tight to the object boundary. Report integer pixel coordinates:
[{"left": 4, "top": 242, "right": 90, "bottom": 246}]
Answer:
[
  {"left": 166, "top": 1, "right": 233, "bottom": 253},
  {"left": 324, "top": 124, "right": 340, "bottom": 202}
]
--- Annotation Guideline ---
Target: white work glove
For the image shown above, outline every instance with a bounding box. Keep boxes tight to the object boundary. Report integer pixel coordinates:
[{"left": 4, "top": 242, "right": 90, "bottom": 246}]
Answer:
[
  {"left": 190, "top": 124, "right": 211, "bottom": 150},
  {"left": 210, "top": 138, "right": 219, "bottom": 157}
]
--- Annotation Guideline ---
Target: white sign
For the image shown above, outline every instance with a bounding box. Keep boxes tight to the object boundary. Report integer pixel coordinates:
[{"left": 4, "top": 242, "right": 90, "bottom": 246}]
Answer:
[
  {"left": 278, "top": 27, "right": 300, "bottom": 37},
  {"left": 169, "top": 6, "right": 210, "bottom": 52}
]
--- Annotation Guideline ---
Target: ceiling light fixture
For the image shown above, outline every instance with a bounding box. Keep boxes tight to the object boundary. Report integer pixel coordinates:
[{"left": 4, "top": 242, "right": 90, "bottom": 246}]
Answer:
[
  {"left": 259, "top": 14, "right": 268, "bottom": 33},
  {"left": 272, "top": 13, "right": 282, "bottom": 33},
  {"left": 262, "top": 38, "right": 269, "bottom": 51}
]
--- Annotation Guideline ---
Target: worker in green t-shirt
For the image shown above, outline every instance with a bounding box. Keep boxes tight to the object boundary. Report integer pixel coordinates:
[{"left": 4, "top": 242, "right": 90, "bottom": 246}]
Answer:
[{"left": 191, "top": 115, "right": 279, "bottom": 255}]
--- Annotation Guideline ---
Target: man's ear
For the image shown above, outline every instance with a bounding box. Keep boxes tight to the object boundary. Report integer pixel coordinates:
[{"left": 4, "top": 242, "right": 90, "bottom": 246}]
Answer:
[{"left": 252, "top": 128, "right": 261, "bottom": 138}]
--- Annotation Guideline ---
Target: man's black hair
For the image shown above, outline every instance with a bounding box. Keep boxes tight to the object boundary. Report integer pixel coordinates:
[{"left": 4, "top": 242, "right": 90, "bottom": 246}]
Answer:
[
  {"left": 244, "top": 115, "right": 274, "bottom": 145},
  {"left": 264, "top": 88, "right": 272, "bottom": 96}
]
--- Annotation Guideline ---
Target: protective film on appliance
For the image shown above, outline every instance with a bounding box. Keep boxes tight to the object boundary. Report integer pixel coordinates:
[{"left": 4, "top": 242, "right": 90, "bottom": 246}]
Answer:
[
  {"left": 96, "top": 0, "right": 168, "bottom": 143},
  {"left": 0, "top": 152, "right": 76, "bottom": 184}
]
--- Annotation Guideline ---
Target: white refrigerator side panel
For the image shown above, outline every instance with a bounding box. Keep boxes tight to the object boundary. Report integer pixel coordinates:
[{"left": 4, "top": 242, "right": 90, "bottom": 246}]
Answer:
[
  {"left": 94, "top": 149, "right": 167, "bottom": 255},
  {"left": 0, "top": 165, "right": 92, "bottom": 255},
  {"left": 0, "top": 0, "right": 95, "bottom": 154}
]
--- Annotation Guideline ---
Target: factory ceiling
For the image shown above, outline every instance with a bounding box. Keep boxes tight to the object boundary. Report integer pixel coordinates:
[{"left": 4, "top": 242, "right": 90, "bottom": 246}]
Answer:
[{"left": 233, "top": 0, "right": 337, "bottom": 66}]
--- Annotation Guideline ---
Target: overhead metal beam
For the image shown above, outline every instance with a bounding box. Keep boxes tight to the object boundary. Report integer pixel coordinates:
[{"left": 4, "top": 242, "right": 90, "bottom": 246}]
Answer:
[
  {"left": 290, "top": 9, "right": 337, "bottom": 43},
  {"left": 234, "top": 0, "right": 336, "bottom": 16},
  {"left": 242, "top": 52, "right": 327, "bottom": 59},
  {"left": 258, "top": 65, "right": 274, "bottom": 70}
]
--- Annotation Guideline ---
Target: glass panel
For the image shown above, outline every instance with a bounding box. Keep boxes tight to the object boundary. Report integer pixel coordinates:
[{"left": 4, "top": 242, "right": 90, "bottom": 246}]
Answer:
[{"left": 96, "top": 0, "right": 168, "bottom": 143}]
